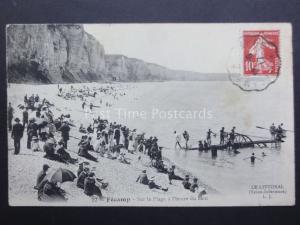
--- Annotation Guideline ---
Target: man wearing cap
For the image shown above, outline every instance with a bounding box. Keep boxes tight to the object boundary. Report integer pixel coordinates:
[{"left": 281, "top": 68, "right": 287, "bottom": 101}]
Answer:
[{"left": 11, "top": 118, "right": 24, "bottom": 154}]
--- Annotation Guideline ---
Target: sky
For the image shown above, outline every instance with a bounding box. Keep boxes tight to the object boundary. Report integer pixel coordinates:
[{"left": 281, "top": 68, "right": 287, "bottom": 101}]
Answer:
[{"left": 84, "top": 24, "right": 242, "bottom": 74}]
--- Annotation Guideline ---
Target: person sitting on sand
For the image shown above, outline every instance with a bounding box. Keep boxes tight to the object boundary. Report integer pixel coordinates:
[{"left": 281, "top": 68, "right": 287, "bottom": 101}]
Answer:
[
  {"left": 86, "top": 136, "right": 95, "bottom": 151},
  {"left": 31, "top": 136, "right": 42, "bottom": 152},
  {"left": 136, "top": 170, "right": 149, "bottom": 185},
  {"left": 84, "top": 172, "right": 103, "bottom": 199},
  {"left": 56, "top": 139, "right": 78, "bottom": 164},
  {"left": 168, "top": 165, "right": 184, "bottom": 184},
  {"left": 78, "top": 135, "right": 98, "bottom": 162},
  {"left": 118, "top": 152, "right": 131, "bottom": 164},
  {"left": 87, "top": 124, "right": 93, "bottom": 134},
  {"left": 148, "top": 176, "right": 168, "bottom": 192},
  {"left": 153, "top": 159, "right": 168, "bottom": 174},
  {"left": 190, "top": 178, "right": 199, "bottom": 193},
  {"left": 77, "top": 167, "right": 90, "bottom": 189},
  {"left": 77, "top": 161, "right": 90, "bottom": 177},
  {"left": 38, "top": 180, "right": 67, "bottom": 202},
  {"left": 34, "top": 164, "right": 50, "bottom": 190},
  {"left": 182, "top": 175, "right": 192, "bottom": 190},
  {"left": 43, "top": 138, "right": 67, "bottom": 163},
  {"left": 79, "top": 124, "right": 87, "bottom": 133}
]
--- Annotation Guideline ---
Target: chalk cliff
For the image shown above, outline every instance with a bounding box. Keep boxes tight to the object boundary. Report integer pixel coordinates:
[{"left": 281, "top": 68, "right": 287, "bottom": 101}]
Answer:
[
  {"left": 7, "top": 24, "right": 228, "bottom": 83},
  {"left": 7, "top": 24, "right": 105, "bottom": 83}
]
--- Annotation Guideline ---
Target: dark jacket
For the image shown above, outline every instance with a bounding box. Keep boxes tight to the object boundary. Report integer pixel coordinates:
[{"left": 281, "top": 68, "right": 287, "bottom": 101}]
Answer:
[
  {"left": 27, "top": 122, "right": 38, "bottom": 137},
  {"left": 136, "top": 173, "right": 149, "bottom": 185},
  {"left": 77, "top": 171, "right": 88, "bottom": 189},
  {"left": 84, "top": 177, "right": 96, "bottom": 196},
  {"left": 8, "top": 106, "right": 13, "bottom": 119},
  {"left": 182, "top": 180, "right": 191, "bottom": 189},
  {"left": 23, "top": 111, "right": 28, "bottom": 122},
  {"left": 114, "top": 129, "right": 120, "bottom": 138},
  {"left": 12, "top": 123, "right": 24, "bottom": 139},
  {"left": 43, "top": 142, "right": 55, "bottom": 156},
  {"left": 78, "top": 140, "right": 89, "bottom": 156},
  {"left": 59, "top": 123, "right": 70, "bottom": 140}
]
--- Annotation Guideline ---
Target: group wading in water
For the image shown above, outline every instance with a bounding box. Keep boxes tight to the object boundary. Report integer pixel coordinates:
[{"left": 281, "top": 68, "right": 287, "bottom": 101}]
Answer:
[{"left": 173, "top": 122, "right": 289, "bottom": 163}]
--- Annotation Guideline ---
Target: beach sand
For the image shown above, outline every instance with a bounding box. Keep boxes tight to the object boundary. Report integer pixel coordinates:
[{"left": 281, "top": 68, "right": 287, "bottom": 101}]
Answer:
[{"left": 8, "top": 83, "right": 211, "bottom": 206}]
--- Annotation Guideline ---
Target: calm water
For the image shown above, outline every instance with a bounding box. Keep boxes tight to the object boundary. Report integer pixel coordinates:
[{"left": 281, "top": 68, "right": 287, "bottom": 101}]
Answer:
[
  {"left": 105, "top": 81, "right": 294, "bottom": 195},
  {"left": 8, "top": 80, "right": 294, "bottom": 195}
]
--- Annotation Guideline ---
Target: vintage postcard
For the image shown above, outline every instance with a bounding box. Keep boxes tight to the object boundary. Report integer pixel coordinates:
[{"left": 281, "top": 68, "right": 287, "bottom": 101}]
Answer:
[{"left": 6, "top": 23, "right": 294, "bottom": 206}]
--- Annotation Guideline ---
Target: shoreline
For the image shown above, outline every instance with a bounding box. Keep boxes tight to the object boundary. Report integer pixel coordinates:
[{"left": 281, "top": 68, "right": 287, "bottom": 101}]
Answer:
[{"left": 7, "top": 82, "right": 215, "bottom": 205}]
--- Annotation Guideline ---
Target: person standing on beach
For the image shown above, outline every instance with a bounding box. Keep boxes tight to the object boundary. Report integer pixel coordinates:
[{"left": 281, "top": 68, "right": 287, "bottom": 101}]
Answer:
[
  {"left": 114, "top": 125, "right": 121, "bottom": 145},
  {"left": 11, "top": 118, "right": 24, "bottom": 155},
  {"left": 58, "top": 120, "right": 71, "bottom": 148},
  {"left": 174, "top": 131, "right": 182, "bottom": 149},
  {"left": 82, "top": 101, "right": 86, "bottom": 110},
  {"left": 22, "top": 108, "right": 29, "bottom": 128},
  {"left": 27, "top": 118, "right": 38, "bottom": 149},
  {"left": 8, "top": 102, "right": 14, "bottom": 131}
]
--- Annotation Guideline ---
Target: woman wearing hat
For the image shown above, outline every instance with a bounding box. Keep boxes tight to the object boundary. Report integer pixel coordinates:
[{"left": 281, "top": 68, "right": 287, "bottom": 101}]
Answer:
[{"left": 57, "top": 139, "right": 78, "bottom": 164}]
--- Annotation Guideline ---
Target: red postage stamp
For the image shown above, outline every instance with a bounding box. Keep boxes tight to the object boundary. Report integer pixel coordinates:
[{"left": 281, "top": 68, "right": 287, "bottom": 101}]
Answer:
[{"left": 243, "top": 30, "right": 280, "bottom": 76}]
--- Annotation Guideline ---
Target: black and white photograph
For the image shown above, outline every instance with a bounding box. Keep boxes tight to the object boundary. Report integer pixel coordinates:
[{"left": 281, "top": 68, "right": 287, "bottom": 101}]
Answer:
[{"left": 6, "top": 23, "right": 294, "bottom": 206}]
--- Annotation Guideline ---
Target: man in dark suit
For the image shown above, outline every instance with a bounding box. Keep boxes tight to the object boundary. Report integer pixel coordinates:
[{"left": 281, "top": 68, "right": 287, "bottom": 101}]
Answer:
[{"left": 11, "top": 118, "right": 24, "bottom": 154}]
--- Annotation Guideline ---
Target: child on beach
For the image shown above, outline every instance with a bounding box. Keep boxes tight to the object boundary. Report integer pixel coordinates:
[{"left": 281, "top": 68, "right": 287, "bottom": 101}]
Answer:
[{"left": 31, "top": 136, "right": 42, "bottom": 152}]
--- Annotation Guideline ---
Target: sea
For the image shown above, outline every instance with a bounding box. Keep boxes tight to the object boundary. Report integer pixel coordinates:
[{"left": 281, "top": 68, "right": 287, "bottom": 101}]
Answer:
[{"left": 8, "top": 80, "right": 294, "bottom": 196}]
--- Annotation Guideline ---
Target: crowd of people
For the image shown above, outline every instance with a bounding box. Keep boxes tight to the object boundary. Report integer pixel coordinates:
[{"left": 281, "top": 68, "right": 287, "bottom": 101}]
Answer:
[
  {"left": 57, "top": 84, "right": 127, "bottom": 111},
  {"left": 8, "top": 87, "right": 204, "bottom": 202}
]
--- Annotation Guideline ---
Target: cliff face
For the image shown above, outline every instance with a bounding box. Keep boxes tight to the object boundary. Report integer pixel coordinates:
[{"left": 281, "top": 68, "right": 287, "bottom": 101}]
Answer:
[
  {"left": 105, "top": 55, "right": 169, "bottom": 81},
  {"left": 7, "top": 24, "right": 227, "bottom": 83},
  {"left": 7, "top": 24, "right": 105, "bottom": 83}
]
